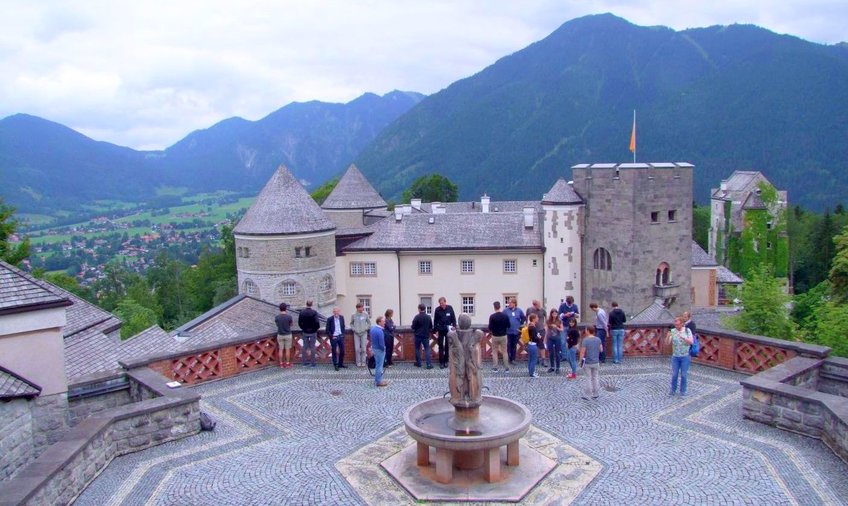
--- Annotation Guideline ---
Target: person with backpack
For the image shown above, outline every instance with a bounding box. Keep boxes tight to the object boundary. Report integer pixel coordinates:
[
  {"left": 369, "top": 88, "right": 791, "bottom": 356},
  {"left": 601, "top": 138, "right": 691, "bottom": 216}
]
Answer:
[{"left": 666, "top": 316, "right": 695, "bottom": 396}]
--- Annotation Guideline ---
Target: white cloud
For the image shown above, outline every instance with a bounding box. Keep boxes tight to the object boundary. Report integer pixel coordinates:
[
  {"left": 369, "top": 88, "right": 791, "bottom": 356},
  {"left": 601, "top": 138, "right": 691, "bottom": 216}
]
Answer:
[{"left": 0, "top": 0, "right": 844, "bottom": 149}]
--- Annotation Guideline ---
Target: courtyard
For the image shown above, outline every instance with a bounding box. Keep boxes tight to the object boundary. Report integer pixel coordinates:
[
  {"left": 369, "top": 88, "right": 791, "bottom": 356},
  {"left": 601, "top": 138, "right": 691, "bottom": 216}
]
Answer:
[{"left": 75, "top": 357, "right": 848, "bottom": 505}]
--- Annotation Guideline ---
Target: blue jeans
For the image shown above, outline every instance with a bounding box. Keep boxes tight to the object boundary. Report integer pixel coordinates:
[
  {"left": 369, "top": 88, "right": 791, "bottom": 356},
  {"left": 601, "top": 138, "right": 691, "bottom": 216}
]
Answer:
[
  {"left": 527, "top": 343, "right": 538, "bottom": 376},
  {"left": 507, "top": 334, "right": 519, "bottom": 363},
  {"left": 302, "top": 333, "right": 317, "bottom": 366},
  {"left": 330, "top": 335, "right": 345, "bottom": 367},
  {"left": 547, "top": 337, "right": 562, "bottom": 370},
  {"left": 414, "top": 335, "right": 432, "bottom": 366},
  {"left": 611, "top": 329, "right": 625, "bottom": 363},
  {"left": 566, "top": 346, "right": 578, "bottom": 374},
  {"left": 373, "top": 348, "right": 386, "bottom": 385},
  {"left": 671, "top": 355, "right": 691, "bottom": 394}
]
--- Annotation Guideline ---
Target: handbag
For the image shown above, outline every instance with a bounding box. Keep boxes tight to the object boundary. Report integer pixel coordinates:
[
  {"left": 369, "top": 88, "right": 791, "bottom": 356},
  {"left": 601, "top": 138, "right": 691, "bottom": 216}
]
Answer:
[{"left": 689, "top": 332, "right": 700, "bottom": 357}]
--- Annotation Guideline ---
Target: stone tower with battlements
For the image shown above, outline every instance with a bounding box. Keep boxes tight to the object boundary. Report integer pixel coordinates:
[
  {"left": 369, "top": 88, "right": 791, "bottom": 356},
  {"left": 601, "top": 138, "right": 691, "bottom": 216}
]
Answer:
[
  {"left": 541, "top": 178, "right": 584, "bottom": 314},
  {"left": 571, "top": 162, "right": 693, "bottom": 316},
  {"left": 233, "top": 165, "right": 337, "bottom": 313}
]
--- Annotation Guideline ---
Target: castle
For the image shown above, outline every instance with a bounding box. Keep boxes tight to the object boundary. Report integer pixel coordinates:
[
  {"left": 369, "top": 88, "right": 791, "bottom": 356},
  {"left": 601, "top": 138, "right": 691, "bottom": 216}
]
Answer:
[{"left": 234, "top": 162, "right": 694, "bottom": 323}]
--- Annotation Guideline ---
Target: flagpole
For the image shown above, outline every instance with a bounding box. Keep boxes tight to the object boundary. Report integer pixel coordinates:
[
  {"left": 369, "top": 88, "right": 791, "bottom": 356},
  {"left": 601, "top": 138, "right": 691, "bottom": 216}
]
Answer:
[{"left": 629, "top": 109, "right": 636, "bottom": 162}]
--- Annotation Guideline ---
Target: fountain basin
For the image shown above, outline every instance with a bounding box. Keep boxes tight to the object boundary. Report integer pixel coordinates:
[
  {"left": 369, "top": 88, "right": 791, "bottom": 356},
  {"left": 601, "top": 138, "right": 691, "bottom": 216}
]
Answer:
[{"left": 403, "top": 395, "right": 531, "bottom": 483}]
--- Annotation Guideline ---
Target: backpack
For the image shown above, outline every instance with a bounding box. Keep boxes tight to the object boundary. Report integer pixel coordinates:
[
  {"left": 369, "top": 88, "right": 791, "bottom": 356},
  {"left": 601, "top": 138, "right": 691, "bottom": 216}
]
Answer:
[
  {"left": 689, "top": 332, "right": 700, "bottom": 358},
  {"left": 519, "top": 325, "right": 530, "bottom": 345}
]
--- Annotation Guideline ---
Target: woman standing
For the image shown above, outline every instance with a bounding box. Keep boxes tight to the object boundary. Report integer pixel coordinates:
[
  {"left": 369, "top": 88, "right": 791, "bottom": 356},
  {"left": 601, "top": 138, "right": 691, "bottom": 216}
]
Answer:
[
  {"left": 383, "top": 309, "right": 396, "bottom": 367},
  {"left": 666, "top": 316, "right": 694, "bottom": 396},
  {"left": 546, "top": 309, "right": 563, "bottom": 374},
  {"left": 565, "top": 317, "right": 580, "bottom": 379}
]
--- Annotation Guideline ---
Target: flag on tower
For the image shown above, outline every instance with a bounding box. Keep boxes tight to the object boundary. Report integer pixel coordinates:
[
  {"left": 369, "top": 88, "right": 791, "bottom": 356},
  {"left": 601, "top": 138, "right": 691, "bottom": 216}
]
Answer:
[{"left": 629, "top": 110, "right": 636, "bottom": 154}]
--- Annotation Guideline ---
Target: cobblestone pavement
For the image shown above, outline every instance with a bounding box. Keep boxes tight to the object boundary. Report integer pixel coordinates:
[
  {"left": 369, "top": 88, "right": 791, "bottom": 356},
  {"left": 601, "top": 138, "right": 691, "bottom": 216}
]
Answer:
[{"left": 75, "top": 358, "right": 848, "bottom": 505}]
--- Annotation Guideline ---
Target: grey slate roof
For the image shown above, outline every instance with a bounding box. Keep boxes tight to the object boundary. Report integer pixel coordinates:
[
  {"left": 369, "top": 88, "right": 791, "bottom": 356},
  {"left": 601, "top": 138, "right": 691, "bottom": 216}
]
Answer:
[
  {"left": 717, "top": 266, "right": 744, "bottom": 284},
  {"left": 542, "top": 178, "right": 583, "bottom": 205},
  {"left": 234, "top": 165, "right": 336, "bottom": 235},
  {"left": 691, "top": 241, "right": 718, "bottom": 267},
  {"left": 53, "top": 286, "right": 120, "bottom": 337},
  {"left": 64, "top": 319, "right": 124, "bottom": 381},
  {"left": 629, "top": 298, "right": 675, "bottom": 324},
  {"left": 321, "top": 164, "right": 387, "bottom": 210},
  {"left": 344, "top": 211, "right": 543, "bottom": 251},
  {"left": 0, "top": 365, "right": 41, "bottom": 399},
  {"left": 711, "top": 171, "right": 765, "bottom": 200},
  {"left": 120, "top": 325, "right": 180, "bottom": 360},
  {"left": 0, "top": 260, "right": 71, "bottom": 315},
  {"left": 742, "top": 191, "right": 767, "bottom": 210},
  {"left": 424, "top": 201, "right": 542, "bottom": 214}
]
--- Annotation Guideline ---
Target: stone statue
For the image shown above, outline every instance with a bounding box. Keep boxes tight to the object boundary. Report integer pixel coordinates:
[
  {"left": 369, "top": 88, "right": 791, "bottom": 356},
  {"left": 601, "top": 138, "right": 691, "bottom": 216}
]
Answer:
[{"left": 447, "top": 314, "right": 483, "bottom": 409}]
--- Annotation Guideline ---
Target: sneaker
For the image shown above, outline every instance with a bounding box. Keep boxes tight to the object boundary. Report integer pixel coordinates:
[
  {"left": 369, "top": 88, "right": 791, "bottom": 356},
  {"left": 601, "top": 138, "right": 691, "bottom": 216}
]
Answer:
[
  {"left": 504, "top": 367, "right": 510, "bottom": 372},
  {"left": 531, "top": 373, "right": 539, "bottom": 378},
  {"left": 592, "top": 396, "right": 599, "bottom": 400},
  {"left": 284, "top": 362, "right": 292, "bottom": 368},
  {"left": 279, "top": 363, "right": 285, "bottom": 368},
  {"left": 492, "top": 367, "right": 499, "bottom": 372},
  {"left": 339, "top": 364, "right": 347, "bottom": 369},
  {"left": 547, "top": 368, "right": 555, "bottom": 373},
  {"left": 334, "top": 365, "right": 339, "bottom": 371},
  {"left": 581, "top": 396, "right": 590, "bottom": 400},
  {"left": 377, "top": 381, "right": 389, "bottom": 387},
  {"left": 567, "top": 373, "right": 576, "bottom": 379},
  {"left": 426, "top": 365, "right": 434, "bottom": 370}
]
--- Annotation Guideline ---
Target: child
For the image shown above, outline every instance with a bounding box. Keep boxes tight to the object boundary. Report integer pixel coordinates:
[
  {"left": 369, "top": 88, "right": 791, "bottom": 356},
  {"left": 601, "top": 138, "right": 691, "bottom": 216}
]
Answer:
[{"left": 525, "top": 313, "right": 541, "bottom": 378}]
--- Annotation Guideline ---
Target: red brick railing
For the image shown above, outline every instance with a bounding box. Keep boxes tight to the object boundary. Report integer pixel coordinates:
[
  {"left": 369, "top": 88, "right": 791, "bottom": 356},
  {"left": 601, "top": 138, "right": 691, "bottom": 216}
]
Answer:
[{"left": 120, "top": 324, "right": 830, "bottom": 385}]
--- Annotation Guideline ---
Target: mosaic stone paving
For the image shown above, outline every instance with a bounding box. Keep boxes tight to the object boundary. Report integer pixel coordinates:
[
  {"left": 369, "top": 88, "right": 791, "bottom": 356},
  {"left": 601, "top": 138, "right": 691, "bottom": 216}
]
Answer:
[{"left": 74, "top": 358, "right": 848, "bottom": 505}]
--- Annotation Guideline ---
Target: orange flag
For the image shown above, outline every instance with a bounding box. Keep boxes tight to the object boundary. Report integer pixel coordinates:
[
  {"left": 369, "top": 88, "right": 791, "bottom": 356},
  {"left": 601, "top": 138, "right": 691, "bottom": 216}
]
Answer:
[{"left": 629, "top": 111, "right": 636, "bottom": 153}]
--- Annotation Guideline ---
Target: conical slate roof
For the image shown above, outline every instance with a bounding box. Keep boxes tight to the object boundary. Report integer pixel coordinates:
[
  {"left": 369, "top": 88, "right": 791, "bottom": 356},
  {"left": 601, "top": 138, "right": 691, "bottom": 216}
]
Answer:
[
  {"left": 234, "top": 165, "right": 336, "bottom": 235},
  {"left": 321, "top": 164, "right": 387, "bottom": 210},
  {"left": 542, "top": 178, "right": 582, "bottom": 204}
]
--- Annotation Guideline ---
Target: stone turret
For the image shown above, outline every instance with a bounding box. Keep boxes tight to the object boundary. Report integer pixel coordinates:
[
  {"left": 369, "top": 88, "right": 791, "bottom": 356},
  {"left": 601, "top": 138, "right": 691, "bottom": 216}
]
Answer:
[
  {"left": 233, "top": 165, "right": 337, "bottom": 312},
  {"left": 321, "top": 164, "right": 387, "bottom": 230},
  {"left": 541, "top": 178, "right": 583, "bottom": 313}
]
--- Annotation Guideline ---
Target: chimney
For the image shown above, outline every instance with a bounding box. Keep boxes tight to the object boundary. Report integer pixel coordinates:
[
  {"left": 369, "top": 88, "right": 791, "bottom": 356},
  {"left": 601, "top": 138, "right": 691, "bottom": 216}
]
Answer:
[
  {"left": 481, "top": 194, "right": 490, "bottom": 213},
  {"left": 433, "top": 204, "right": 446, "bottom": 214},
  {"left": 411, "top": 198, "right": 422, "bottom": 210},
  {"left": 402, "top": 204, "right": 412, "bottom": 215},
  {"left": 720, "top": 181, "right": 728, "bottom": 192},
  {"left": 523, "top": 207, "right": 534, "bottom": 228},
  {"left": 395, "top": 209, "right": 403, "bottom": 221}
]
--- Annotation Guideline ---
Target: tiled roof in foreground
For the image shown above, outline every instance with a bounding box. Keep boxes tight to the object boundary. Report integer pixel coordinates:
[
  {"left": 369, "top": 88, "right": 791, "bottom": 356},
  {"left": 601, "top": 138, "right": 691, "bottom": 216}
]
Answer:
[
  {"left": 0, "top": 365, "right": 41, "bottom": 399},
  {"left": 0, "top": 260, "right": 70, "bottom": 314}
]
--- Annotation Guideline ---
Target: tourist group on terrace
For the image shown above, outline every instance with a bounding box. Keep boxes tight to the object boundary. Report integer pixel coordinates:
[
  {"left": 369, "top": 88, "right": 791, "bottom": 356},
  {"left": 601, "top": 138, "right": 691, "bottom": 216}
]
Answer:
[{"left": 274, "top": 296, "right": 698, "bottom": 398}]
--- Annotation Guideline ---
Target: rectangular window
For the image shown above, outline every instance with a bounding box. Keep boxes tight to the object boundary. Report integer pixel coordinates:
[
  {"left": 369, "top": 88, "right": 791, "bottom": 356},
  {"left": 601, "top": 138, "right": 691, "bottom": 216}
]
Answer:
[
  {"left": 282, "top": 281, "right": 296, "bottom": 296},
  {"left": 462, "top": 295, "right": 475, "bottom": 315},
  {"left": 305, "top": 246, "right": 312, "bottom": 257},
  {"left": 350, "top": 262, "right": 377, "bottom": 277},
  {"left": 461, "top": 259, "right": 474, "bottom": 274},
  {"left": 419, "top": 260, "right": 432, "bottom": 275},
  {"left": 295, "top": 247, "right": 302, "bottom": 258},
  {"left": 357, "top": 296, "right": 371, "bottom": 315},
  {"left": 668, "top": 210, "right": 677, "bottom": 222},
  {"left": 503, "top": 259, "right": 517, "bottom": 274},
  {"left": 651, "top": 211, "right": 659, "bottom": 223},
  {"left": 420, "top": 295, "right": 433, "bottom": 315}
]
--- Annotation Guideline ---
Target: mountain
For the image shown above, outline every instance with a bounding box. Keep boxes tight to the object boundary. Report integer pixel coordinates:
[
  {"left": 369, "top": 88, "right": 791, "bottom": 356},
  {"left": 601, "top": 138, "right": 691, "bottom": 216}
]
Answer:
[
  {"left": 354, "top": 14, "right": 848, "bottom": 211},
  {"left": 0, "top": 91, "right": 424, "bottom": 214}
]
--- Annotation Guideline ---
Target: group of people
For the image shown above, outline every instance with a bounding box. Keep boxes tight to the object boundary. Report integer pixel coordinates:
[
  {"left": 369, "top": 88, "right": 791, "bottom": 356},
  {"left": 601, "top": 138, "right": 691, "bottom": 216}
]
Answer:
[{"left": 274, "top": 298, "right": 699, "bottom": 396}]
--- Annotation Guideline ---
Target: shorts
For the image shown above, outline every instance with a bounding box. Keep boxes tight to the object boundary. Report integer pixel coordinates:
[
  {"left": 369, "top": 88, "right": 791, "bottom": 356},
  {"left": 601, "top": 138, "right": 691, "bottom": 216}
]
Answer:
[{"left": 277, "top": 333, "right": 293, "bottom": 350}]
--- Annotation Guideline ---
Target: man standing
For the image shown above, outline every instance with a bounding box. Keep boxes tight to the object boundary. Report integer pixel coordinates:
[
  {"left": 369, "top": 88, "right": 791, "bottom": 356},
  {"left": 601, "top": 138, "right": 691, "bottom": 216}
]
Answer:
[
  {"left": 433, "top": 297, "right": 457, "bottom": 369},
  {"left": 370, "top": 316, "right": 388, "bottom": 387},
  {"left": 589, "top": 302, "right": 608, "bottom": 363},
  {"left": 558, "top": 295, "right": 579, "bottom": 323},
  {"left": 275, "top": 303, "right": 294, "bottom": 368},
  {"left": 298, "top": 300, "right": 320, "bottom": 368},
  {"left": 350, "top": 302, "right": 371, "bottom": 367},
  {"left": 683, "top": 311, "right": 697, "bottom": 338},
  {"left": 609, "top": 302, "right": 627, "bottom": 364},
  {"left": 411, "top": 303, "right": 434, "bottom": 369},
  {"left": 487, "top": 301, "right": 510, "bottom": 372},
  {"left": 580, "top": 327, "right": 603, "bottom": 400},
  {"left": 526, "top": 299, "right": 547, "bottom": 366},
  {"left": 326, "top": 307, "right": 347, "bottom": 371},
  {"left": 504, "top": 297, "right": 526, "bottom": 365}
]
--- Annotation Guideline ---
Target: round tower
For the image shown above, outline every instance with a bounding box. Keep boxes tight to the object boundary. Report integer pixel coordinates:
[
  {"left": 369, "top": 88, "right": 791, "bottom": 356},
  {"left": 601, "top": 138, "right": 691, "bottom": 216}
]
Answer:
[
  {"left": 233, "top": 165, "right": 337, "bottom": 313},
  {"left": 541, "top": 178, "right": 584, "bottom": 315}
]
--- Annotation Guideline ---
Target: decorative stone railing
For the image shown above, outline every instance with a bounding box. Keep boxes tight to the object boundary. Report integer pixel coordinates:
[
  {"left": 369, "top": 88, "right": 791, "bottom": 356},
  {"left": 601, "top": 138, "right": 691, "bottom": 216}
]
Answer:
[
  {"left": 741, "top": 356, "right": 848, "bottom": 463},
  {"left": 120, "top": 323, "right": 830, "bottom": 386},
  {"left": 0, "top": 368, "right": 201, "bottom": 506}
]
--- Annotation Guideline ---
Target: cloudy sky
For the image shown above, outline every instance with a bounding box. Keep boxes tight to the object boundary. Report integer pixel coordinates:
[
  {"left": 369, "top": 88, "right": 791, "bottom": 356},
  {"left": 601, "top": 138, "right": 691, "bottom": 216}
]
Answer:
[{"left": 1, "top": 0, "right": 845, "bottom": 150}]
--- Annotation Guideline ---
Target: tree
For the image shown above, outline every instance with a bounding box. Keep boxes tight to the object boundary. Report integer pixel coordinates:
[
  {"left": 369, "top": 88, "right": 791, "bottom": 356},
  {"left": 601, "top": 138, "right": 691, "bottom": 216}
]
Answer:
[
  {"left": 401, "top": 174, "right": 458, "bottom": 203},
  {"left": 829, "top": 225, "right": 848, "bottom": 303},
  {"left": 0, "top": 198, "right": 30, "bottom": 266},
  {"left": 113, "top": 298, "right": 158, "bottom": 339},
  {"left": 725, "top": 264, "right": 794, "bottom": 340},
  {"left": 692, "top": 203, "right": 710, "bottom": 252},
  {"left": 311, "top": 178, "right": 339, "bottom": 205}
]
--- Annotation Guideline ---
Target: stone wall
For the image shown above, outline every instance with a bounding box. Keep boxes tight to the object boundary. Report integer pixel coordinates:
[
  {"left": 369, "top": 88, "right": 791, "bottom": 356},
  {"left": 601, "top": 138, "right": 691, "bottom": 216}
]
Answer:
[
  {"left": 0, "top": 399, "right": 33, "bottom": 483},
  {"left": 741, "top": 357, "right": 848, "bottom": 464},
  {"left": 819, "top": 358, "right": 848, "bottom": 398},
  {"left": 67, "top": 388, "right": 132, "bottom": 427},
  {"left": 0, "top": 367, "right": 201, "bottom": 506},
  {"left": 29, "top": 393, "right": 69, "bottom": 454}
]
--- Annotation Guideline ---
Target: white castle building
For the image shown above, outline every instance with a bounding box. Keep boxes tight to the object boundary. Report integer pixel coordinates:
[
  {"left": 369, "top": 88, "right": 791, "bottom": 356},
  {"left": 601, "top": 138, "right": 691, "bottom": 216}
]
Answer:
[{"left": 233, "top": 164, "right": 584, "bottom": 325}]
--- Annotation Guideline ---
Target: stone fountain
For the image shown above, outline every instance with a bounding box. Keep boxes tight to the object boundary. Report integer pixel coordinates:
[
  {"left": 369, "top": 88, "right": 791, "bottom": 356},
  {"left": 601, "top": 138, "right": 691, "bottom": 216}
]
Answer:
[{"left": 403, "top": 314, "right": 532, "bottom": 484}]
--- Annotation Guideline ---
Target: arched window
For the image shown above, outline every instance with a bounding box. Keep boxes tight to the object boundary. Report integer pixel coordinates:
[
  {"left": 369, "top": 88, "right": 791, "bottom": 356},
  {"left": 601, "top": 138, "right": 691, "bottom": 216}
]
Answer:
[
  {"left": 656, "top": 262, "right": 671, "bottom": 286},
  {"left": 242, "top": 279, "right": 259, "bottom": 297},
  {"left": 593, "top": 248, "right": 612, "bottom": 271}
]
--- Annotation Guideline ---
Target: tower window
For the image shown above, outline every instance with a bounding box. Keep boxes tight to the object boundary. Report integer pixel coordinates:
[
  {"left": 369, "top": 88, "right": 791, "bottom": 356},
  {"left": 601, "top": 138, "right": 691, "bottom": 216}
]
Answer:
[
  {"left": 656, "top": 262, "right": 671, "bottom": 286},
  {"left": 651, "top": 212, "right": 659, "bottom": 223},
  {"left": 668, "top": 210, "right": 677, "bottom": 222},
  {"left": 282, "top": 281, "right": 297, "bottom": 296},
  {"left": 295, "top": 247, "right": 302, "bottom": 258},
  {"left": 593, "top": 248, "right": 612, "bottom": 271},
  {"left": 305, "top": 246, "right": 312, "bottom": 257}
]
